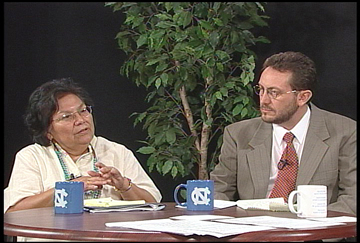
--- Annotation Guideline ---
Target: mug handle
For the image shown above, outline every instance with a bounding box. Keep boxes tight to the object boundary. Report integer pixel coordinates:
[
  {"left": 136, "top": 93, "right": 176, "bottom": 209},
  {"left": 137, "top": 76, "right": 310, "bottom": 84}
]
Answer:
[
  {"left": 174, "top": 184, "right": 187, "bottom": 207},
  {"left": 288, "top": 190, "right": 300, "bottom": 214}
]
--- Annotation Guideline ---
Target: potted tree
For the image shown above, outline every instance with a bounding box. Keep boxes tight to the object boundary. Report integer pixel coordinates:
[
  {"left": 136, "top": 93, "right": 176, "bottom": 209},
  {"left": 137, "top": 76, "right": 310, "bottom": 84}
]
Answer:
[{"left": 105, "top": 2, "right": 269, "bottom": 180}]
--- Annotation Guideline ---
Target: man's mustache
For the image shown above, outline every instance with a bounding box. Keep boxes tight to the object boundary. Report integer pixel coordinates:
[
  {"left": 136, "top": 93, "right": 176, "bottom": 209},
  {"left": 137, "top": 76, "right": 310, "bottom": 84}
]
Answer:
[{"left": 260, "top": 105, "right": 274, "bottom": 111}]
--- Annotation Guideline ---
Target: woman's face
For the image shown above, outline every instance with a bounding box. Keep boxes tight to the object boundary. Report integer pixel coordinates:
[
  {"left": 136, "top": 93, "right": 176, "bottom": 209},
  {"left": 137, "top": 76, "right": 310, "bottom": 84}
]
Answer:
[{"left": 47, "top": 93, "right": 95, "bottom": 155}]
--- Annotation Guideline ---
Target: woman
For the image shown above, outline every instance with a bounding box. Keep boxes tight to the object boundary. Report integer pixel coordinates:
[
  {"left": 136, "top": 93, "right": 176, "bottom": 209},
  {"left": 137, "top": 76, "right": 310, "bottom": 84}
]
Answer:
[{"left": 4, "top": 78, "right": 162, "bottom": 213}]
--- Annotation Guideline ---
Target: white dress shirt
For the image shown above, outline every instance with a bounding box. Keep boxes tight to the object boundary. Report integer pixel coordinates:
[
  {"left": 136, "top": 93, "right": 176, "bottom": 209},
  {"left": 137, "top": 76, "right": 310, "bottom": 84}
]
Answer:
[{"left": 266, "top": 106, "right": 311, "bottom": 197}]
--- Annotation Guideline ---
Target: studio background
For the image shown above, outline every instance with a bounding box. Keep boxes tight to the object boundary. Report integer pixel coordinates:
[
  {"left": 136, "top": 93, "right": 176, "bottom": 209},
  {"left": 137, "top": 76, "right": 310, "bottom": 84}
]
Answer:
[{"left": 4, "top": 2, "right": 356, "bottom": 202}]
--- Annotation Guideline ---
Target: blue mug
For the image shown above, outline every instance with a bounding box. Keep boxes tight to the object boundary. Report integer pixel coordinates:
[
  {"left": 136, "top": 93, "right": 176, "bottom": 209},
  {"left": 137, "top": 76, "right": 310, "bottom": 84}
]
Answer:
[
  {"left": 54, "top": 181, "right": 84, "bottom": 214},
  {"left": 174, "top": 180, "right": 214, "bottom": 211}
]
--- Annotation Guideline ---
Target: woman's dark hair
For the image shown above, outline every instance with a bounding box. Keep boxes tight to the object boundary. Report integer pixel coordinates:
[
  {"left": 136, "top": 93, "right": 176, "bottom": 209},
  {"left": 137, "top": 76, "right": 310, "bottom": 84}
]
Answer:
[{"left": 24, "top": 78, "right": 94, "bottom": 146}]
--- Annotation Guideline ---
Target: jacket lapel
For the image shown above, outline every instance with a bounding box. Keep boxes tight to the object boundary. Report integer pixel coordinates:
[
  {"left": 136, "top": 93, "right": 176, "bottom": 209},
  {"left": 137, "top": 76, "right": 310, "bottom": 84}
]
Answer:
[
  {"left": 247, "top": 122, "right": 273, "bottom": 198},
  {"left": 296, "top": 104, "right": 330, "bottom": 185},
  {"left": 245, "top": 104, "right": 330, "bottom": 197}
]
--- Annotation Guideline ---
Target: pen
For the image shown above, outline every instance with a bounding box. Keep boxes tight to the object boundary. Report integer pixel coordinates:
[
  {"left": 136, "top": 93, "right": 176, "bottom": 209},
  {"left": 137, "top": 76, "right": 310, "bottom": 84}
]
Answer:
[{"left": 69, "top": 173, "right": 81, "bottom": 180}]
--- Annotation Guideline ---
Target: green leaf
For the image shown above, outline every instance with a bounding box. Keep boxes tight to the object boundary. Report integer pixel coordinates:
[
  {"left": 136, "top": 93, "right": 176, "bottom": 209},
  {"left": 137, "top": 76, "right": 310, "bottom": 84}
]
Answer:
[
  {"left": 132, "top": 16, "right": 144, "bottom": 28},
  {"left": 136, "top": 34, "right": 148, "bottom": 48},
  {"left": 166, "top": 129, "right": 176, "bottom": 144},
  {"left": 160, "top": 73, "right": 169, "bottom": 86},
  {"left": 232, "top": 103, "right": 243, "bottom": 116},
  {"left": 209, "top": 31, "right": 219, "bottom": 48},
  {"left": 162, "top": 160, "right": 173, "bottom": 175},
  {"left": 201, "top": 65, "right": 211, "bottom": 78},
  {"left": 155, "top": 13, "right": 172, "bottom": 21},
  {"left": 220, "top": 87, "right": 228, "bottom": 97},
  {"left": 213, "top": 17, "right": 224, "bottom": 26},
  {"left": 175, "top": 160, "right": 185, "bottom": 176},
  {"left": 137, "top": 146, "right": 156, "bottom": 154},
  {"left": 241, "top": 107, "right": 248, "bottom": 118},
  {"left": 156, "top": 21, "right": 175, "bottom": 29},
  {"left": 214, "top": 91, "right": 223, "bottom": 100},
  {"left": 182, "top": 11, "right": 192, "bottom": 28},
  {"left": 156, "top": 63, "right": 168, "bottom": 73},
  {"left": 146, "top": 58, "right": 160, "bottom": 66},
  {"left": 199, "top": 20, "right": 214, "bottom": 30},
  {"left": 215, "top": 50, "right": 230, "bottom": 61},
  {"left": 171, "top": 166, "right": 178, "bottom": 178},
  {"left": 216, "top": 62, "right": 224, "bottom": 72}
]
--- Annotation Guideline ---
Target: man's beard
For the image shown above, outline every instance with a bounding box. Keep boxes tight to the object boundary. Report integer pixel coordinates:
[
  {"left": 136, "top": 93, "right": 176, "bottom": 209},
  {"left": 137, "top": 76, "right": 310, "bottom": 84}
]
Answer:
[{"left": 261, "top": 102, "right": 299, "bottom": 124}]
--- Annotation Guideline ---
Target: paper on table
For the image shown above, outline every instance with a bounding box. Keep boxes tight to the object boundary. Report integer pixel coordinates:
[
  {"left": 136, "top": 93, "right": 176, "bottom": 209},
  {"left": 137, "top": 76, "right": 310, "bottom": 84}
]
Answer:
[
  {"left": 170, "top": 215, "right": 234, "bottom": 221},
  {"left": 307, "top": 216, "right": 357, "bottom": 223},
  {"left": 214, "top": 199, "right": 237, "bottom": 209},
  {"left": 84, "top": 197, "right": 145, "bottom": 207},
  {"left": 105, "top": 218, "right": 275, "bottom": 238},
  {"left": 236, "top": 197, "right": 287, "bottom": 211},
  {"left": 214, "top": 215, "right": 346, "bottom": 229},
  {"left": 84, "top": 203, "right": 166, "bottom": 213},
  {"left": 175, "top": 200, "right": 237, "bottom": 209}
]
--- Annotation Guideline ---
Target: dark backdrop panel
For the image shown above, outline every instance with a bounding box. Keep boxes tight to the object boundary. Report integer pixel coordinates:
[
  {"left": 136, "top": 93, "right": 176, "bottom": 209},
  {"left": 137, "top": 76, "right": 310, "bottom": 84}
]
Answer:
[{"left": 4, "top": 2, "right": 356, "bottom": 202}]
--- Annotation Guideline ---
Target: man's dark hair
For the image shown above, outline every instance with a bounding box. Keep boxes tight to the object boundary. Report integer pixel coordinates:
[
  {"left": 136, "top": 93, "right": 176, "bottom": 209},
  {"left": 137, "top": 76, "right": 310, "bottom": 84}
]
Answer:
[{"left": 262, "top": 51, "right": 317, "bottom": 93}]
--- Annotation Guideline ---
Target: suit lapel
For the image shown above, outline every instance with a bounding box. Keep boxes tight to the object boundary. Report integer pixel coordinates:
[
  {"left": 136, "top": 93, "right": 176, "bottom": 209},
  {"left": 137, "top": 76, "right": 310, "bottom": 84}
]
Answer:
[
  {"left": 245, "top": 104, "right": 330, "bottom": 197},
  {"left": 247, "top": 122, "right": 272, "bottom": 198},
  {"left": 296, "top": 104, "right": 330, "bottom": 185}
]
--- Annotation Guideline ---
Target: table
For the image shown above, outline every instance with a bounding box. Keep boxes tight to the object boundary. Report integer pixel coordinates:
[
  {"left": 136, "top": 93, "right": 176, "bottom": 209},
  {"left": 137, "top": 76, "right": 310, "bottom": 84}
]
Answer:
[{"left": 4, "top": 202, "right": 356, "bottom": 242}]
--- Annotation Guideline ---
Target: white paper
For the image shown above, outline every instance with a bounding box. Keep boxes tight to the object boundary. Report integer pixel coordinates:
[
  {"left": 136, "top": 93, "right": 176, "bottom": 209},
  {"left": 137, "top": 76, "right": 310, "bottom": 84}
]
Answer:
[
  {"left": 175, "top": 200, "right": 237, "bottom": 209},
  {"left": 84, "top": 203, "right": 165, "bottom": 213},
  {"left": 84, "top": 197, "right": 145, "bottom": 207},
  {"left": 307, "top": 216, "right": 357, "bottom": 223},
  {"left": 105, "top": 218, "right": 275, "bottom": 238},
  {"left": 170, "top": 215, "right": 234, "bottom": 221},
  {"left": 214, "top": 199, "right": 237, "bottom": 209},
  {"left": 215, "top": 215, "right": 346, "bottom": 229},
  {"left": 236, "top": 198, "right": 285, "bottom": 210}
]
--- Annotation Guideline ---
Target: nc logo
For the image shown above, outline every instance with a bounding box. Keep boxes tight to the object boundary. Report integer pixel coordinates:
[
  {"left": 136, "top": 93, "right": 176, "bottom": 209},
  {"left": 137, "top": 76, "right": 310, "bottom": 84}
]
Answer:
[
  {"left": 191, "top": 187, "right": 211, "bottom": 205},
  {"left": 55, "top": 188, "right": 68, "bottom": 208}
]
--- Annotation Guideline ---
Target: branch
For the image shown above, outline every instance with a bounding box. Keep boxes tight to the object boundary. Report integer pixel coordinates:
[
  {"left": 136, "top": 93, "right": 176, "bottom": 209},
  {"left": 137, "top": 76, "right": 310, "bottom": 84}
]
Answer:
[
  {"left": 199, "top": 77, "right": 212, "bottom": 180},
  {"left": 179, "top": 85, "right": 201, "bottom": 152}
]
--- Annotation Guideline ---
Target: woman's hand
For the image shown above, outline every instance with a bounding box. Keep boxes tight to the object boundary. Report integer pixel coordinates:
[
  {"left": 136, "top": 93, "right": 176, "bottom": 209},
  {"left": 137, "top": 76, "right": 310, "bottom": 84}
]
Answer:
[
  {"left": 87, "top": 162, "right": 157, "bottom": 202},
  {"left": 88, "top": 162, "right": 130, "bottom": 192},
  {"left": 71, "top": 174, "right": 106, "bottom": 191}
]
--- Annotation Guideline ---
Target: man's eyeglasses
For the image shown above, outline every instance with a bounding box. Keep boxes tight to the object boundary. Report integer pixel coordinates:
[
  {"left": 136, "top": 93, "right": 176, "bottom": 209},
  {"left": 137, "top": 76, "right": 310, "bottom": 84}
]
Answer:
[
  {"left": 53, "top": 106, "right": 92, "bottom": 123},
  {"left": 254, "top": 85, "right": 298, "bottom": 99}
]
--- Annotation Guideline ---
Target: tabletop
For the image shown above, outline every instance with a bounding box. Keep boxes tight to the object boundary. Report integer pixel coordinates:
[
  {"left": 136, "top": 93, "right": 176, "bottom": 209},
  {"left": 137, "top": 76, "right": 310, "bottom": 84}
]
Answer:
[{"left": 4, "top": 202, "right": 357, "bottom": 242}]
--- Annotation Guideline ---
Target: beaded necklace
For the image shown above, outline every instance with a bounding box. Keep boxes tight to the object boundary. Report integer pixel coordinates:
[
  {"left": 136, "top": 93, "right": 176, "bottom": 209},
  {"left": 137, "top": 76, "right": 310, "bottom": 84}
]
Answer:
[{"left": 53, "top": 142, "right": 101, "bottom": 199}]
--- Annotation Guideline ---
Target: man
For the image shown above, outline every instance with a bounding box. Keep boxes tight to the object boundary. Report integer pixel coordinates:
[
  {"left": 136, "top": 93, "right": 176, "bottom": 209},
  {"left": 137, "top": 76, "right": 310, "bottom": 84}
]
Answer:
[{"left": 210, "top": 51, "right": 356, "bottom": 216}]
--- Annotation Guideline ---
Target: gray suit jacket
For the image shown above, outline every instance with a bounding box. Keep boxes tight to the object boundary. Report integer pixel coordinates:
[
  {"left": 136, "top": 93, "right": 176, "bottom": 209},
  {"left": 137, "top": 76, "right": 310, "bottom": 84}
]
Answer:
[{"left": 210, "top": 103, "right": 356, "bottom": 215}]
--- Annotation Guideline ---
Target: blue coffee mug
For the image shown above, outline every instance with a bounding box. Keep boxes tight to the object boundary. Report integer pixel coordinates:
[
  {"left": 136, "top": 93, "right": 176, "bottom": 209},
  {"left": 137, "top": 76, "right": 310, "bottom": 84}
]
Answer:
[
  {"left": 174, "top": 180, "right": 214, "bottom": 211},
  {"left": 54, "top": 181, "right": 84, "bottom": 214}
]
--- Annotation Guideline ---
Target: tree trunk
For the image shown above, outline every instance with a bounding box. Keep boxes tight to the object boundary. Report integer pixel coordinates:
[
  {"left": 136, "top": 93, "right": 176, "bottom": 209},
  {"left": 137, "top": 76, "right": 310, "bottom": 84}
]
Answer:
[
  {"left": 198, "top": 78, "right": 213, "bottom": 179},
  {"left": 179, "top": 85, "right": 201, "bottom": 152}
]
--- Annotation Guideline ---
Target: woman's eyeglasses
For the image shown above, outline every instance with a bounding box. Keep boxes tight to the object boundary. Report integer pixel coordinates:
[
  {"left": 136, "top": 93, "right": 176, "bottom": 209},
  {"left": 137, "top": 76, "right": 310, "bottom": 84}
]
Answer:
[{"left": 53, "top": 106, "right": 92, "bottom": 123}]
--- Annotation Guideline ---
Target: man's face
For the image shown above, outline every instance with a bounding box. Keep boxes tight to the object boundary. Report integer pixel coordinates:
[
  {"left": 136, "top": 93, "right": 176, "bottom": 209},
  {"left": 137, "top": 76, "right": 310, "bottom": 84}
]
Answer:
[{"left": 258, "top": 67, "right": 299, "bottom": 126}]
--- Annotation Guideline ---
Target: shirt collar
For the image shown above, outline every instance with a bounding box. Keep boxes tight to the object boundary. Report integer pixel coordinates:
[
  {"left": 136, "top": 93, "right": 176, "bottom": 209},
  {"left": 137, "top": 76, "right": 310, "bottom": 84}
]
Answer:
[
  {"left": 52, "top": 136, "right": 97, "bottom": 158},
  {"left": 273, "top": 106, "right": 311, "bottom": 145}
]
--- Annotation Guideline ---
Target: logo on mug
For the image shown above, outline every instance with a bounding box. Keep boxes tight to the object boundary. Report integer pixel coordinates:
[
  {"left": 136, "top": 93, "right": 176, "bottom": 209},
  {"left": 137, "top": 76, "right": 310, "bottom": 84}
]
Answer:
[
  {"left": 191, "top": 186, "right": 211, "bottom": 205},
  {"left": 54, "top": 181, "right": 84, "bottom": 214},
  {"left": 54, "top": 188, "right": 69, "bottom": 208},
  {"left": 174, "top": 180, "right": 214, "bottom": 211}
]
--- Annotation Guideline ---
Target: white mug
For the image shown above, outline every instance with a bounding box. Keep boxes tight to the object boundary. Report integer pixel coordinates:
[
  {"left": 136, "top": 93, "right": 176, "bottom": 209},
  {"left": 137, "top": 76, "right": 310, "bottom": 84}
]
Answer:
[{"left": 288, "top": 185, "right": 327, "bottom": 218}]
